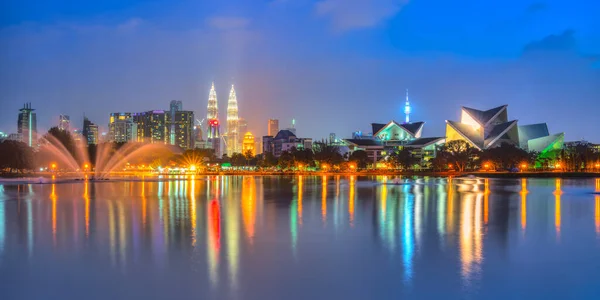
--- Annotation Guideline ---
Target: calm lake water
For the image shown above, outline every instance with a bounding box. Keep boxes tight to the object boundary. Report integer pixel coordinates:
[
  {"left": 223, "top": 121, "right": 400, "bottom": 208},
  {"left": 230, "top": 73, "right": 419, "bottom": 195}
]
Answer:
[{"left": 1, "top": 176, "right": 600, "bottom": 300}]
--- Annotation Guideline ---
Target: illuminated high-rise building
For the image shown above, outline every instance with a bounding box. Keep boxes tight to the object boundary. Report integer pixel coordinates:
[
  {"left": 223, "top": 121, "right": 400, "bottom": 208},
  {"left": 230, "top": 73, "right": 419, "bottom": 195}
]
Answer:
[
  {"left": 404, "top": 89, "right": 411, "bottom": 124},
  {"left": 59, "top": 115, "right": 70, "bottom": 131},
  {"left": 268, "top": 119, "right": 279, "bottom": 136},
  {"left": 206, "top": 82, "right": 221, "bottom": 157},
  {"left": 133, "top": 111, "right": 167, "bottom": 143},
  {"left": 167, "top": 101, "right": 194, "bottom": 149},
  {"left": 108, "top": 113, "right": 137, "bottom": 143},
  {"left": 226, "top": 84, "right": 240, "bottom": 156},
  {"left": 238, "top": 117, "right": 247, "bottom": 145},
  {"left": 17, "top": 103, "right": 37, "bottom": 147},
  {"left": 82, "top": 117, "right": 99, "bottom": 145}
]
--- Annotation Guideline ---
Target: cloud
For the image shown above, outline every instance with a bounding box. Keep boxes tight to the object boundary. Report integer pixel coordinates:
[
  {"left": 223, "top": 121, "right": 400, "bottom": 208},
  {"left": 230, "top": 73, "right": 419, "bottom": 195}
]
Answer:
[
  {"left": 206, "top": 16, "right": 250, "bottom": 30},
  {"left": 116, "top": 18, "right": 143, "bottom": 33},
  {"left": 523, "top": 29, "right": 577, "bottom": 54},
  {"left": 526, "top": 2, "right": 547, "bottom": 14},
  {"left": 315, "top": 0, "right": 409, "bottom": 31}
]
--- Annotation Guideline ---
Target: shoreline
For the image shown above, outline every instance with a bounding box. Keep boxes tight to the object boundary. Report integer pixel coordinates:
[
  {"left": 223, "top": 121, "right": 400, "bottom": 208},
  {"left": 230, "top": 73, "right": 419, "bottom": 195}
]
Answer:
[{"left": 2, "top": 171, "right": 599, "bottom": 180}]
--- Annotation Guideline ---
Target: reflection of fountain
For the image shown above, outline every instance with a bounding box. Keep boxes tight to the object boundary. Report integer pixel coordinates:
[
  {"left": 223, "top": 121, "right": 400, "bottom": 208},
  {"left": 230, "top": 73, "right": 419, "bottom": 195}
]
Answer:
[{"left": 38, "top": 135, "right": 181, "bottom": 179}]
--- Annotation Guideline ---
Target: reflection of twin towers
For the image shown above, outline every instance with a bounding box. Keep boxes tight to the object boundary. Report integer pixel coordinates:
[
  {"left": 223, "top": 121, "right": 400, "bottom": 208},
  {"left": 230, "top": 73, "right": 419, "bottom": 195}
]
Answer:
[{"left": 206, "top": 82, "right": 240, "bottom": 157}]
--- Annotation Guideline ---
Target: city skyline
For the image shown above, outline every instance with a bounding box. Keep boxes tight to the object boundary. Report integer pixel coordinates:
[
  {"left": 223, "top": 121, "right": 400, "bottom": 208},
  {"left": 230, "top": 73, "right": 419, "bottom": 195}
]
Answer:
[{"left": 1, "top": 0, "right": 599, "bottom": 141}]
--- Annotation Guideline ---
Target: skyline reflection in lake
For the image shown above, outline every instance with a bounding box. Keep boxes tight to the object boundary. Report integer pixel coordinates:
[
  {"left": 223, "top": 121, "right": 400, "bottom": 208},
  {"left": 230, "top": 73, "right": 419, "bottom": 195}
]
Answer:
[{"left": 1, "top": 176, "right": 600, "bottom": 299}]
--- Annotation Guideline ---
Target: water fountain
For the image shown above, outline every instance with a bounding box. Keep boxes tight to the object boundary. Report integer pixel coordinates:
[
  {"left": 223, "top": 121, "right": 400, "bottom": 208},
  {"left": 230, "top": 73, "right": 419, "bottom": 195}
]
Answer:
[{"left": 36, "top": 134, "right": 182, "bottom": 181}]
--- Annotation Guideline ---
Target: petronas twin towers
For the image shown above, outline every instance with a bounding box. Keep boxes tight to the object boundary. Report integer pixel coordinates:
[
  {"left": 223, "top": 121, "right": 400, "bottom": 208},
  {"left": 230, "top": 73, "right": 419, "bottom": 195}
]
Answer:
[{"left": 206, "top": 82, "right": 240, "bottom": 157}]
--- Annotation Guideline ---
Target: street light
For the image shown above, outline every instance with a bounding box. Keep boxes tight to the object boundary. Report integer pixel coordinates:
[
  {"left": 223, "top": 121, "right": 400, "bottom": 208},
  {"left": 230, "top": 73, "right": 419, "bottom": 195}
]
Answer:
[
  {"left": 51, "top": 163, "right": 57, "bottom": 170},
  {"left": 521, "top": 163, "right": 527, "bottom": 171}
]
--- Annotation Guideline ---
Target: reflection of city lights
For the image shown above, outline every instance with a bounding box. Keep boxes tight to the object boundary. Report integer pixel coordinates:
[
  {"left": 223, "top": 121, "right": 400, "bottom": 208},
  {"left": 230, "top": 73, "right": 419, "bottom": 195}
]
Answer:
[
  {"left": 51, "top": 184, "right": 57, "bottom": 246},
  {"left": 242, "top": 176, "right": 256, "bottom": 243},
  {"left": 321, "top": 176, "right": 327, "bottom": 224},
  {"left": 555, "top": 179, "right": 562, "bottom": 237},
  {"left": 207, "top": 199, "right": 221, "bottom": 287},
  {"left": 521, "top": 179, "right": 527, "bottom": 231},
  {"left": 349, "top": 176, "right": 355, "bottom": 226},
  {"left": 402, "top": 192, "right": 414, "bottom": 283},
  {"left": 84, "top": 181, "right": 90, "bottom": 237},
  {"left": 595, "top": 195, "right": 600, "bottom": 235}
]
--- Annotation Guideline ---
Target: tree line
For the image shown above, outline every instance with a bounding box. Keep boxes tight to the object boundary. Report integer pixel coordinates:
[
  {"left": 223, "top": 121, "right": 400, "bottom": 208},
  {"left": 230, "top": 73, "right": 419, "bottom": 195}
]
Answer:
[{"left": 1, "top": 128, "right": 599, "bottom": 174}]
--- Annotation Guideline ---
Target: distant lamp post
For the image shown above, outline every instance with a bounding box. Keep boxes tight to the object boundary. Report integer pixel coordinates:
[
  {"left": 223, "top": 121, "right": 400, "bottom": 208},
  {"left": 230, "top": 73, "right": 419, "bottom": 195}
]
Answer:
[
  {"left": 84, "top": 163, "right": 89, "bottom": 172},
  {"left": 51, "top": 163, "right": 57, "bottom": 171},
  {"left": 350, "top": 164, "right": 356, "bottom": 171},
  {"left": 484, "top": 163, "right": 489, "bottom": 171},
  {"left": 555, "top": 163, "right": 561, "bottom": 171},
  {"left": 521, "top": 163, "right": 527, "bottom": 172},
  {"left": 322, "top": 164, "right": 328, "bottom": 171}
]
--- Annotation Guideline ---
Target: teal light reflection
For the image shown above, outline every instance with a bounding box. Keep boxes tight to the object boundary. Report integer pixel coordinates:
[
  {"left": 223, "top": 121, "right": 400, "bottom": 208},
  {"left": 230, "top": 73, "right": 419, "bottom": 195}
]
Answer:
[{"left": 402, "top": 185, "right": 414, "bottom": 284}]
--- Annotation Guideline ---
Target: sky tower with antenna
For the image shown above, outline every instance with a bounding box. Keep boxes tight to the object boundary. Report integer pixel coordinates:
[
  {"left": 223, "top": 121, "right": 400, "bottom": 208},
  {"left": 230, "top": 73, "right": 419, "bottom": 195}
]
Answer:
[{"left": 404, "top": 89, "right": 411, "bottom": 124}]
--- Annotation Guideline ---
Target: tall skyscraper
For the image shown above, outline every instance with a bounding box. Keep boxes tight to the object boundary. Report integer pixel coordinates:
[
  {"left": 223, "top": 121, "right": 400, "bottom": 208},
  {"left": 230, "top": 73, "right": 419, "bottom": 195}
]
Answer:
[
  {"left": 206, "top": 82, "right": 221, "bottom": 157},
  {"left": 165, "top": 100, "right": 194, "bottom": 149},
  {"left": 108, "top": 113, "right": 137, "bottom": 143},
  {"left": 238, "top": 117, "right": 248, "bottom": 145},
  {"left": 82, "top": 117, "right": 99, "bottom": 145},
  {"left": 268, "top": 119, "right": 279, "bottom": 136},
  {"left": 404, "top": 89, "right": 411, "bottom": 124},
  {"left": 169, "top": 100, "right": 182, "bottom": 145},
  {"left": 59, "top": 115, "right": 70, "bottom": 131},
  {"left": 285, "top": 119, "right": 296, "bottom": 135},
  {"left": 133, "top": 111, "right": 167, "bottom": 144},
  {"left": 17, "top": 103, "right": 37, "bottom": 147},
  {"left": 226, "top": 84, "right": 240, "bottom": 156}
]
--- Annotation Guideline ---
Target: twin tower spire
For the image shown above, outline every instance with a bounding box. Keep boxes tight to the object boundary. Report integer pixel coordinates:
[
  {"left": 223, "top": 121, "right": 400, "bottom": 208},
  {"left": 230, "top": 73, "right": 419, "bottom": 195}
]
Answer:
[{"left": 206, "top": 82, "right": 240, "bottom": 156}]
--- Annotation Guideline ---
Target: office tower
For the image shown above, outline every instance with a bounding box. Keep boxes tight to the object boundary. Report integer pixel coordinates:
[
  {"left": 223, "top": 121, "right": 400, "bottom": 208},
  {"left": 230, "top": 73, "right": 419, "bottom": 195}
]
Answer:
[
  {"left": 59, "top": 115, "right": 70, "bottom": 131},
  {"left": 242, "top": 132, "right": 256, "bottom": 156},
  {"left": 166, "top": 100, "right": 194, "bottom": 149},
  {"left": 167, "top": 110, "right": 194, "bottom": 150},
  {"left": 268, "top": 119, "right": 279, "bottom": 136},
  {"left": 82, "top": 117, "right": 99, "bottom": 145},
  {"left": 226, "top": 85, "right": 240, "bottom": 155},
  {"left": 170, "top": 100, "right": 183, "bottom": 112},
  {"left": 133, "top": 111, "right": 167, "bottom": 144},
  {"left": 238, "top": 117, "right": 248, "bottom": 145},
  {"left": 404, "top": 89, "right": 411, "bottom": 124},
  {"left": 17, "top": 103, "right": 37, "bottom": 147},
  {"left": 285, "top": 119, "right": 296, "bottom": 135},
  {"left": 206, "top": 82, "right": 221, "bottom": 157},
  {"left": 329, "top": 133, "right": 336, "bottom": 144},
  {"left": 108, "top": 113, "right": 138, "bottom": 143}
]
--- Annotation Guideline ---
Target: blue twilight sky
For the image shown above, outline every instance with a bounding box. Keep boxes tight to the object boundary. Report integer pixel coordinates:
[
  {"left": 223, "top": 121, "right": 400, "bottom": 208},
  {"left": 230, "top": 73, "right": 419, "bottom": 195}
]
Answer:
[{"left": 1, "top": 0, "right": 599, "bottom": 141}]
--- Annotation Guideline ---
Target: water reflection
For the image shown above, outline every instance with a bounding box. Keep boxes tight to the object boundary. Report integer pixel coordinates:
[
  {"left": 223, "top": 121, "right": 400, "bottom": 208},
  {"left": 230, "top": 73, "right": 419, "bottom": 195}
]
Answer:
[
  {"left": 555, "top": 179, "right": 562, "bottom": 238},
  {"left": 1, "top": 176, "right": 600, "bottom": 299}
]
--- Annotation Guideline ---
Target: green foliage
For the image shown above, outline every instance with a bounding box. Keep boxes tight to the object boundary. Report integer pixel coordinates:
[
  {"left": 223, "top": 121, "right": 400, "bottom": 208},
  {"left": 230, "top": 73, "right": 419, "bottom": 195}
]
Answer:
[
  {"left": 389, "top": 148, "right": 419, "bottom": 170},
  {"left": 481, "top": 143, "right": 529, "bottom": 170},
  {"left": 313, "top": 142, "right": 344, "bottom": 167},
  {"left": 0, "top": 140, "right": 35, "bottom": 173},
  {"left": 348, "top": 150, "right": 369, "bottom": 169},
  {"left": 438, "top": 140, "right": 480, "bottom": 172}
]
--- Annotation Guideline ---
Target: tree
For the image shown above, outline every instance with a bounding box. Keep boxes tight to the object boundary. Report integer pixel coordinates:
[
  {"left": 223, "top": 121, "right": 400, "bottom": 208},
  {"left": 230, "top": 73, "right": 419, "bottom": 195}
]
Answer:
[
  {"left": 349, "top": 150, "right": 370, "bottom": 169},
  {"left": 389, "top": 149, "right": 419, "bottom": 170},
  {"left": 481, "top": 143, "right": 529, "bottom": 170},
  {"left": 231, "top": 153, "right": 247, "bottom": 166},
  {"left": 260, "top": 152, "right": 278, "bottom": 168},
  {"left": 45, "top": 127, "right": 76, "bottom": 158},
  {"left": 313, "top": 142, "right": 344, "bottom": 167},
  {"left": 0, "top": 140, "right": 34, "bottom": 173},
  {"left": 278, "top": 151, "right": 295, "bottom": 170},
  {"left": 439, "top": 140, "right": 480, "bottom": 172}
]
